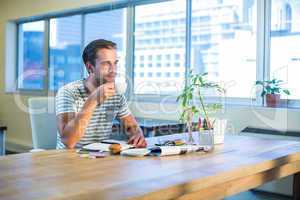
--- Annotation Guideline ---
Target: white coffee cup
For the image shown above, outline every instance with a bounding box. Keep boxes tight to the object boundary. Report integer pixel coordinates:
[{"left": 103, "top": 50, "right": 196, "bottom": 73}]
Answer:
[{"left": 115, "top": 78, "right": 127, "bottom": 94}]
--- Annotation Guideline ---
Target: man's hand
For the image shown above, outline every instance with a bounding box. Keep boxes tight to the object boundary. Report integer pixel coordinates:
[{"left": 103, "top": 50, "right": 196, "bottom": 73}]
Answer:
[
  {"left": 93, "top": 82, "right": 115, "bottom": 103},
  {"left": 128, "top": 132, "right": 147, "bottom": 148}
]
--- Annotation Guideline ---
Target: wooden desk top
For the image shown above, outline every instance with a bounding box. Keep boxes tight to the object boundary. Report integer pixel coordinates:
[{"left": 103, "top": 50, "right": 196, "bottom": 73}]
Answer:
[{"left": 1, "top": 134, "right": 300, "bottom": 200}]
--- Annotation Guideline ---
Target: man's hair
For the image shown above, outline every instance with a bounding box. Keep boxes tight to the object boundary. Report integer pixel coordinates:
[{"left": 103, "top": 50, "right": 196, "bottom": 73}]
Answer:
[{"left": 82, "top": 39, "right": 117, "bottom": 66}]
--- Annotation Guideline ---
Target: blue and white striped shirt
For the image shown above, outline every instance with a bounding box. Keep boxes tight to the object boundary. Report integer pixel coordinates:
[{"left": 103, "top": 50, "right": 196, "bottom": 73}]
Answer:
[{"left": 55, "top": 79, "right": 130, "bottom": 149}]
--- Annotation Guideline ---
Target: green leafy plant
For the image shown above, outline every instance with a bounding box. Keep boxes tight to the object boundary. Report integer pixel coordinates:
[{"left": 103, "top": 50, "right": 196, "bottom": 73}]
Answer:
[
  {"left": 176, "top": 71, "right": 225, "bottom": 131},
  {"left": 255, "top": 78, "right": 290, "bottom": 97}
]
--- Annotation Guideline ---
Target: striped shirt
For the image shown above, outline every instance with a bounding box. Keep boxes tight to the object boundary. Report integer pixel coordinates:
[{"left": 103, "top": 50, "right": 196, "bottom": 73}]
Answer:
[{"left": 55, "top": 79, "right": 131, "bottom": 149}]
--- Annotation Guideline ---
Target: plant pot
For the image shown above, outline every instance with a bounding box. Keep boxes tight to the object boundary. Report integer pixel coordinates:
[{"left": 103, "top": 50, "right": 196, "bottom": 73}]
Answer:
[
  {"left": 198, "top": 119, "right": 227, "bottom": 146},
  {"left": 266, "top": 94, "right": 280, "bottom": 107}
]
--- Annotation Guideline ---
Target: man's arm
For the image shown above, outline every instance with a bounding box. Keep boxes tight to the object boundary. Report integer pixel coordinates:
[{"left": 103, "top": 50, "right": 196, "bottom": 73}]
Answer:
[
  {"left": 57, "top": 83, "right": 115, "bottom": 149},
  {"left": 120, "top": 114, "right": 147, "bottom": 148}
]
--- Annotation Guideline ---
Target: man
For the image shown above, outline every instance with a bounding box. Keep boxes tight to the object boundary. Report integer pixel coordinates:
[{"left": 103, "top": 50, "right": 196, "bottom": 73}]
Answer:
[{"left": 56, "top": 39, "right": 147, "bottom": 149}]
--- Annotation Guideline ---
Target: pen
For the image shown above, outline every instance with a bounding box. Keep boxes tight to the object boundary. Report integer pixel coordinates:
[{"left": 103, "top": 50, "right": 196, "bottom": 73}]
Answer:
[{"left": 198, "top": 117, "right": 202, "bottom": 129}]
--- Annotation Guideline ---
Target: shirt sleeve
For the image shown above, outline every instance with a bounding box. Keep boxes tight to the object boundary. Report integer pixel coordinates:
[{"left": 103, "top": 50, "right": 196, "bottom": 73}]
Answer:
[
  {"left": 116, "top": 94, "right": 131, "bottom": 119},
  {"left": 55, "top": 86, "right": 77, "bottom": 116}
]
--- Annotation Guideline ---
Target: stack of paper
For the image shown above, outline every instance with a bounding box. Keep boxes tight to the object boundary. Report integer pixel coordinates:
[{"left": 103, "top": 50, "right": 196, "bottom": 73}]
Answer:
[{"left": 121, "top": 145, "right": 210, "bottom": 157}]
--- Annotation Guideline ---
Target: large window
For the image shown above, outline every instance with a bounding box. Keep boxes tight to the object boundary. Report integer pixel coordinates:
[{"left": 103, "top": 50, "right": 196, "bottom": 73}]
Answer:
[
  {"left": 12, "top": 0, "right": 300, "bottom": 107},
  {"left": 49, "top": 15, "right": 82, "bottom": 91},
  {"left": 17, "top": 21, "right": 45, "bottom": 90},
  {"left": 191, "top": 0, "right": 257, "bottom": 98},
  {"left": 134, "top": 0, "right": 186, "bottom": 95},
  {"left": 270, "top": 0, "right": 300, "bottom": 100},
  {"left": 85, "top": 9, "right": 127, "bottom": 82}
]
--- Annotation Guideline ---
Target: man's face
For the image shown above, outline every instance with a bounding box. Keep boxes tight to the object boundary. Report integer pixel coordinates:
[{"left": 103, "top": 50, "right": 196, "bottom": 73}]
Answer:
[{"left": 93, "top": 48, "right": 118, "bottom": 85}]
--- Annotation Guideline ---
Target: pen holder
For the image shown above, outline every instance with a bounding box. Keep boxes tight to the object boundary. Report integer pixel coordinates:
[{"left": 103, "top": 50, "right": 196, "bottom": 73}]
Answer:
[
  {"left": 198, "top": 129, "right": 214, "bottom": 147},
  {"left": 198, "top": 119, "right": 227, "bottom": 146}
]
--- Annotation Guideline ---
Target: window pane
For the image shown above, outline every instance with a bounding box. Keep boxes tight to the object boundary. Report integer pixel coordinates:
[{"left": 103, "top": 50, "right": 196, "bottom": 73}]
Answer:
[
  {"left": 191, "top": 0, "right": 257, "bottom": 98},
  {"left": 270, "top": 0, "right": 300, "bottom": 100},
  {"left": 134, "top": 0, "right": 186, "bottom": 95},
  {"left": 85, "top": 9, "right": 127, "bottom": 82},
  {"left": 18, "top": 21, "right": 45, "bottom": 90},
  {"left": 49, "top": 15, "right": 82, "bottom": 91}
]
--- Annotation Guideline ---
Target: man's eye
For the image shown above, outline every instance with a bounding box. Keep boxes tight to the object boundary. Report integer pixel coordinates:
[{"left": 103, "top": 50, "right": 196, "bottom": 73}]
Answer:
[{"left": 102, "top": 61, "right": 110, "bottom": 66}]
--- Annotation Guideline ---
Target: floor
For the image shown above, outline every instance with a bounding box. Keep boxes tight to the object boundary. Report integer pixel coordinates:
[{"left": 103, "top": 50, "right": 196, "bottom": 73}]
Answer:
[{"left": 226, "top": 190, "right": 292, "bottom": 200}]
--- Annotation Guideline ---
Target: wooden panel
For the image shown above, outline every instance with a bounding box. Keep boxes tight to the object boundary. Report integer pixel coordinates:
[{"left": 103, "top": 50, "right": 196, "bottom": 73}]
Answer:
[{"left": 0, "top": 135, "right": 300, "bottom": 200}]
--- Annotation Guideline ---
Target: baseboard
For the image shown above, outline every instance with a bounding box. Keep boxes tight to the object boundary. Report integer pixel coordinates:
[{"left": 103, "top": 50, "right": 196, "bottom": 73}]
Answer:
[
  {"left": 6, "top": 139, "right": 32, "bottom": 153},
  {"left": 241, "top": 127, "right": 300, "bottom": 137}
]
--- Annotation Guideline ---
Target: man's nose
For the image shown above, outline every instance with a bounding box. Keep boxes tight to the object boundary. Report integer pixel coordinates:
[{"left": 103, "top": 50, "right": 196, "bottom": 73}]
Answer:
[{"left": 109, "top": 64, "right": 117, "bottom": 73}]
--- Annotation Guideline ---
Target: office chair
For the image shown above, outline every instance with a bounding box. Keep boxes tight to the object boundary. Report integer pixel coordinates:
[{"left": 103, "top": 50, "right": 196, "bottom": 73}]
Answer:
[{"left": 28, "top": 97, "right": 57, "bottom": 150}]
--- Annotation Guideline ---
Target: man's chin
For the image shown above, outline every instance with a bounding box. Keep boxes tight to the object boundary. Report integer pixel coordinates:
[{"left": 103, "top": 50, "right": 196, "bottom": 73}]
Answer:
[{"left": 105, "top": 77, "right": 115, "bottom": 83}]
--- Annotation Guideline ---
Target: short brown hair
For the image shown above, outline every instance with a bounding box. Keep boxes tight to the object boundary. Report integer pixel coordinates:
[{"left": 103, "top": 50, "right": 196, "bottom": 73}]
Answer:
[{"left": 82, "top": 39, "right": 117, "bottom": 66}]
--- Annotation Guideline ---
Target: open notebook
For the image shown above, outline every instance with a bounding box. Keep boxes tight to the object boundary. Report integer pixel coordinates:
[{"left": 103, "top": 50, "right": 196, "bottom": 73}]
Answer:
[{"left": 82, "top": 139, "right": 134, "bottom": 152}]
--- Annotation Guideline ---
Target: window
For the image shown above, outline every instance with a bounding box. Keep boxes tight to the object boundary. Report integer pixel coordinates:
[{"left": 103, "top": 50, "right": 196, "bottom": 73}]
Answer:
[
  {"left": 12, "top": 0, "right": 300, "bottom": 107},
  {"left": 191, "top": 0, "right": 257, "bottom": 98},
  {"left": 16, "top": 8, "right": 127, "bottom": 92},
  {"left": 165, "top": 72, "right": 171, "bottom": 77},
  {"left": 17, "top": 21, "right": 45, "bottom": 90},
  {"left": 49, "top": 15, "right": 82, "bottom": 91},
  {"left": 85, "top": 9, "right": 127, "bottom": 80},
  {"left": 134, "top": 0, "right": 186, "bottom": 95},
  {"left": 270, "top": 1, "right": 300, "bottom": 100}
]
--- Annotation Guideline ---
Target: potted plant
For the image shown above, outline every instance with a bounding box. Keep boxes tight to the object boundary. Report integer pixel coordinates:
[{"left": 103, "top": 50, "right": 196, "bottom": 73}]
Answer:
[
  {"left": 176, "top": 71, "right": 226, "bottom": 145},
  {"left": 255, "top": 78, "right": 290, "bottom": 107}
]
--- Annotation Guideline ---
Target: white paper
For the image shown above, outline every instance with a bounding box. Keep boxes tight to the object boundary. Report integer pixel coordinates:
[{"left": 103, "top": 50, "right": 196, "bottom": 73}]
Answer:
[
  {"left": 82, "top": 141, "right": 133, "bottom": 152},
  {"left": 82, "top": 143, "right": 111, "bottom": 151},
  {"left": 120, "top": 148, "right": 151, "bottom": 157},
  {"left": 159, "top": 146, "right": 182, "bottom": 156},
  {"left": 155, "top": 145, "right": 206, "bottom": 156}
]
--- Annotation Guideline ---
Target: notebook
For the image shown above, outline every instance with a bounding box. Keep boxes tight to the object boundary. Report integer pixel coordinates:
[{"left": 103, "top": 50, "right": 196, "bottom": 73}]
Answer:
[{"left": 82, "top": 139, "right": 134, "bottom": 152}]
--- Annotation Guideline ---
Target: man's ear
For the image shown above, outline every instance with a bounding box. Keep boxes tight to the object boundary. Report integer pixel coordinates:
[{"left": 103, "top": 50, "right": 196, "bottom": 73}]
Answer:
[{"left": 86, "top": 62, "right": 95, "bottom": 74}]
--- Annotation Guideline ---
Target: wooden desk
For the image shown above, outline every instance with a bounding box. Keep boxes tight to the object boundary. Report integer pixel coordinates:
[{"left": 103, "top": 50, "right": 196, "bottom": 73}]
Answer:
[
  {"left": 1, "top": 134, "right": 300, "bottom": 200},
  {"left": 0, "top": 126, "right": 7, "bottom": 155}
]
